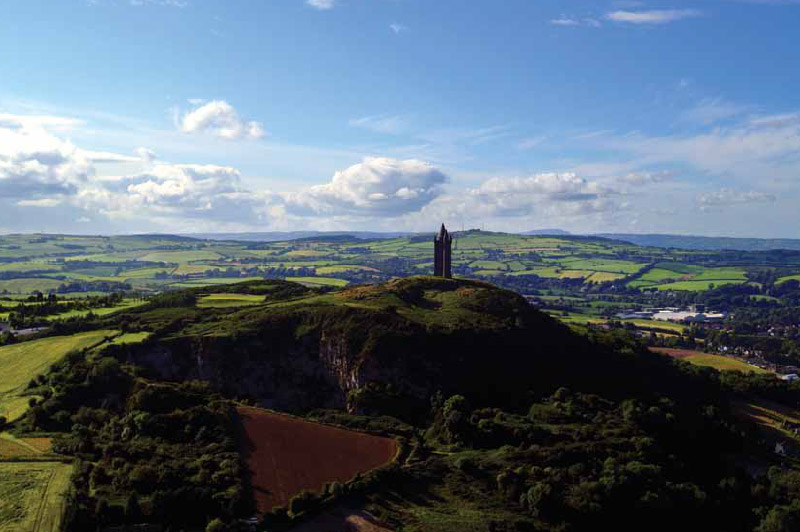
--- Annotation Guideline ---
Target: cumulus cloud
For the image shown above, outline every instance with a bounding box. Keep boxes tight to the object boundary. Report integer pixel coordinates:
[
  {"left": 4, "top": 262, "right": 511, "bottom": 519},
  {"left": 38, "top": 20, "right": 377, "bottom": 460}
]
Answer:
[
  {"left": 606, "top": 9, "right": 702, "bottom": 24},
  {"left": 698, "top": 188, "right": 777, "bottom": 207},
  {"left": 288, "top": 157, "right": 447, "bottom": 216},
  {"left": 0, "top": 116, "right": 92, "bottom": 199},
  {"left": 180, "top": 100, "right": 265, "bottom": 140},
  {"left": 307, "top": 0, "right": 334, "bottom": 10},
  {"left": 461, "top": 173, "right": 617, "bottom": 218},
  {"left": 135, "top": 147, "right": 158, "bottom": 163},
  {"left": 80, "top": 163, "right": 273, "bottom": 225},
  {"left": 17, "top": 198, "right": 63, "bottom": 208},
  {"left": 0, "top": 111, "right": 277, "bottom": 230}
]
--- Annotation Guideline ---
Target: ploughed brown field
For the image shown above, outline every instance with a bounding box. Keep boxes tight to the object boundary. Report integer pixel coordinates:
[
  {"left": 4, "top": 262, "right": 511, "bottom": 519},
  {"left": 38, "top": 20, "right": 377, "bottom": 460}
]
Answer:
[
  {"left": 651, "top": 347, "right": 699, "bottom": 359},
  {"left": 238, "top": 407, "right": 398, "bottom": 514}
]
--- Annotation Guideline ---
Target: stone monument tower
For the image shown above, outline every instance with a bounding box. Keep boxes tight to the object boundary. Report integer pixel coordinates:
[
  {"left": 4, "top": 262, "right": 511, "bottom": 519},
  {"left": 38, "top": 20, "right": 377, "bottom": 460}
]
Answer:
[{"left": 434, "top": 224, "right": 453, "bottom": 279}]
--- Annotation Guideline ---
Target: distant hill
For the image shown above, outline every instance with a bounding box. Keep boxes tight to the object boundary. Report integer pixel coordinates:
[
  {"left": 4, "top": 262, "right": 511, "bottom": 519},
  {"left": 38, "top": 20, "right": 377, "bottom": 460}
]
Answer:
[
  {"left": 521, "top": 228, "right": 571, "bottom": 236},
  {"left": 598, "top": 233, "right": 800, "bottom": 252},
  {"left": 183, "top": 231, "right": 413, "bottom": 242}
]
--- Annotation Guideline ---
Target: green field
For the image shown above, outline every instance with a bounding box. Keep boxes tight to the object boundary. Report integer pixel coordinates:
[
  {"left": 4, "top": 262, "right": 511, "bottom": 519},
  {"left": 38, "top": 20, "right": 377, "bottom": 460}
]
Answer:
[
  {"left": 655, "top": 279, "right": 745, "bottom": 291},
  {"left": 0, "top": 461, "right": 73, "bottom": 532},
  {"left": 0, "top": 263, "right": 61, "bottom": 274},
  {"left": 137, "top": 250, "right": 223, "bottom": 263},
  {"left": 0, "top": 330, "right": 117, "bottom": 421},
  {"left": 108, "top": 332, "right": 151, "bottom": 345},
  {"left": 198, "top": 293, "right": 267, "bottom": 308},
  {"left": 291, "top": 276, "right": 350, "bottom": 287},
  {"left": 0, "top": 279, "right": 65, "bottom": 294},
  {"left": 44, "top": 299, "right": 146, "bottom": 321},
  {"left": 683, "top": 353, "right": 770, "bottom": 374}
]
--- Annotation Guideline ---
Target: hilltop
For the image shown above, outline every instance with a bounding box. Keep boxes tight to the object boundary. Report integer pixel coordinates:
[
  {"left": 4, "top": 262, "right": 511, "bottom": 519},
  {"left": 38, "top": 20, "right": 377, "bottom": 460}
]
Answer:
[
  {"left": 96, "top": 277, "right": 722, "bottom": 419},
  {"left": 6, "top": 277, "right": 800, "bottom": 532},
  {"left": 109, "top": 277, "right": 578, "bottom": 415}
]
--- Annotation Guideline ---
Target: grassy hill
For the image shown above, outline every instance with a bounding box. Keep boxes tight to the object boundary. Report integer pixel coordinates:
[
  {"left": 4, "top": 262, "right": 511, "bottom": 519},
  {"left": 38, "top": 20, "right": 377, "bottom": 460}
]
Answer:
[{"left": 4, "top": 277, "right": 800, "bottom": 531}]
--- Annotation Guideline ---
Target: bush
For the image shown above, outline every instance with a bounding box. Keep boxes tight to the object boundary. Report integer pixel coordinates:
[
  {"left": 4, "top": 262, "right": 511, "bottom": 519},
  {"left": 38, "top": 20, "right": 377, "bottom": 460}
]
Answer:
[
  {"left": 288, "top": 490, "right": 318, "bottom": 516},
  {"left": 205, "top": 517, "right": 229, "bottom": 532}
]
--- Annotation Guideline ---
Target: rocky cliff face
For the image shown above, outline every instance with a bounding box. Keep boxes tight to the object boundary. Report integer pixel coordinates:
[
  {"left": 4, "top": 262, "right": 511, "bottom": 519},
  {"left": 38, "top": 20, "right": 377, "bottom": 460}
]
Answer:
[{"left": 119, "top": 278, "right": 583, "bottom": 416}]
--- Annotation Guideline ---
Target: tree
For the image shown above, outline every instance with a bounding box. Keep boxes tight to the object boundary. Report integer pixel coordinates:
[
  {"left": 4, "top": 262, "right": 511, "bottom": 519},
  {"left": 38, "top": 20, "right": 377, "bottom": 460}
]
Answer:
[{"left": 205, "top": 518, "right": 229, "bottom": 532}]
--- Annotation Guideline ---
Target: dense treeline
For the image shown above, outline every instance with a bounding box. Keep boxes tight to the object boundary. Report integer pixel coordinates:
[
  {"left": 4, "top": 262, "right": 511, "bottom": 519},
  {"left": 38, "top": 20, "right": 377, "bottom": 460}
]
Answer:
[{"left": 18, "top": 346, "right": 251, "bottom": 531}]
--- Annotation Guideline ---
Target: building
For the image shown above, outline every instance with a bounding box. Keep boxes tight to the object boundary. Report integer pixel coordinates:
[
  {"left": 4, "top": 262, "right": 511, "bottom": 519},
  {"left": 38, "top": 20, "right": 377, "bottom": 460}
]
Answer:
[{"left": 434, "top": 224, "right": 453, "bottom": 279}]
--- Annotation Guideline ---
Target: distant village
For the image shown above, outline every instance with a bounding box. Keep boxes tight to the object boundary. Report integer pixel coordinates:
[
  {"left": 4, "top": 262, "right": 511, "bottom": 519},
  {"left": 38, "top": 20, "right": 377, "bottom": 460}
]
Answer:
[{"left": 615, "top": 304, "right": 728, "bottom": 324}]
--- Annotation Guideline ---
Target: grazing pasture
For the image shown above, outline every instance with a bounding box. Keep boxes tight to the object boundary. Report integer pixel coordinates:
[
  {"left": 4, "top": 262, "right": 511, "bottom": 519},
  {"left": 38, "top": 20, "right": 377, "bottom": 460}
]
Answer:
[
  {"left": 0, "top": 330, "right": 117, "bottom": 421},
  {"left": 0, "top": 461, "right": 72, "bottom": 532},
  {"left": 0, "top": 279, "right": 65, "bottom": 295},
  {"left": 137, "top": 250, "right": 223, "bottom": 263},
  {"left": 292, "top": 277, "right": 350, "bottom": 288},
  {"left": 238, "top": 407, "right": 397, "bottom": 514},
  {"left": 198, "top": 293, "right": 267, "bottom": 308},
  {"left": 652, "top": 348, "right": 769, "bottom": 374}
]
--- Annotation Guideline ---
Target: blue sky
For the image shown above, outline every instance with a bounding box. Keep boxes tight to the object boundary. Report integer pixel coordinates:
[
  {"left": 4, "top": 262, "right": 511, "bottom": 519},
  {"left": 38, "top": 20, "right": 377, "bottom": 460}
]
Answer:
[{"left": 1, "top": 0, "right": 799, "bottom": 237}]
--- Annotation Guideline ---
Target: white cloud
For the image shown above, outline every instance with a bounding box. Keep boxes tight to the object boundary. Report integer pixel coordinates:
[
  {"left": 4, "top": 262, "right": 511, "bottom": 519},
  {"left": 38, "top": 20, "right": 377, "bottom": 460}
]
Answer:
[
  {"left": 550, "top": 17, "right": 601, "bottom": 27},
  {"left": 390, "top": 23, "right": 408, "bottom": 34},
  {"left": 618, "top": 171, "right": 673, "bottom": 186},
  {"left": 80, "top": 163, "right": 273, "bottom": 225},
  {"left": 0, "top": 113, "right": 83, "bottom": 131},
  {"left": 606, "top": 9, "right": 702, "bottom": 24},
  {"left": 134, "top": 147, "right": 158, "bottom": 163},
  {"left": 288, "top": 157, "right": 447, "bottom": 216},
  {"left": 698, "top": 188, "right": 777, "bottom": 207},
  {"left": 464, "top": 173, "right": 617, "bottom": 217},
  {"left": 307, "top": 0, "right": 334, "bottom": 10},
  {"left": 180, "top": 100, "right": 265, "bottom": 140},
  {"left": 598, "top": 110, "right": 800, "bottom": 182},
  {"left": 17, "top": 198, "right": 63, "bottom": 207},
  {"left": 0, "top": 116, "right": 93, "bottom": 199}
]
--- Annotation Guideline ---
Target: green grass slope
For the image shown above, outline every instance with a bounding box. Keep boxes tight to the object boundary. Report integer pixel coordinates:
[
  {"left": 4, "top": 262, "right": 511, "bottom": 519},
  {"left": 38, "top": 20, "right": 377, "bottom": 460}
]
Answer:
[{"left": 0, "top": 330, "right": 117, "bottom": 421}]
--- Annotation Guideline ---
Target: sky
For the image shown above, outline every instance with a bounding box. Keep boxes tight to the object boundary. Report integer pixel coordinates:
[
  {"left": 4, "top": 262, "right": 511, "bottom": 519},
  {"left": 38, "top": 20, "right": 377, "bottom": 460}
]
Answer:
[{"left": 1, "top": 0, "right": 799, "bottom": 237}]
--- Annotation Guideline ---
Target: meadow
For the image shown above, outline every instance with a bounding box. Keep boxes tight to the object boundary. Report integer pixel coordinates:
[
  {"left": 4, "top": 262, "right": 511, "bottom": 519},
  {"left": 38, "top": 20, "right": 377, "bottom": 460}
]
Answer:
[
  {"left": 0, "top": 330, "right": 118, "bottom": 421},
  {"left": 652, "top": 348, "right": 770, "bottom": 374},
  {"left": 198, "top": 293, "right": 267, "bottom": 308},
  {"left": 0, "top": 461, "right": 72, "bottom": 532}
]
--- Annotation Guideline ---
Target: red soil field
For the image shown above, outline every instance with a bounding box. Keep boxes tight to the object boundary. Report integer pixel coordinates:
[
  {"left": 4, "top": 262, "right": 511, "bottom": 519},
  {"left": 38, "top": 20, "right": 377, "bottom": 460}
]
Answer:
[
  {"left": 651, "top": 347, "right": 703, "bottom": 359},
  {"left": 238, "top": 407, "right": 398, "bottom": 514}
]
